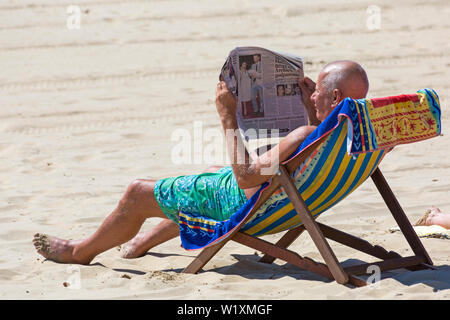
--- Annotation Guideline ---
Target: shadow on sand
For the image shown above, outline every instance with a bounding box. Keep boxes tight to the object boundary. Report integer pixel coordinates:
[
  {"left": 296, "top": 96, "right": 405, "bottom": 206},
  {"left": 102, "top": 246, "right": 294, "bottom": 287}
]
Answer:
[{"left": 164, "top": 254, "right": 450, "bottom": 291}]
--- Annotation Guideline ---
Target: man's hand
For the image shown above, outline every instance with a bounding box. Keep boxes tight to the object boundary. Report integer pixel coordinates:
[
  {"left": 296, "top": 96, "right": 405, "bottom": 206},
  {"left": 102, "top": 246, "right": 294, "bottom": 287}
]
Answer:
[
  {"left": 298, "top": 76, "right": 316, "bottom": 111},
  {"left": 298, "top": 77, "right": 320, "bottom": 126},
  {"left": 215, "top": 81, "right": 237, "bottom": 120}
]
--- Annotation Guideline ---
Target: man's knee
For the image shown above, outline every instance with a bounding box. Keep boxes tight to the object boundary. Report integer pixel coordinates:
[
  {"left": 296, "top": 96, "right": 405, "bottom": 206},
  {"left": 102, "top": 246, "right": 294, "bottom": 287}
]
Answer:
[
  {"left": 123, "top": 179, "right": 155, "bottom": 207},
  {"left": 203, "top": 165, "right": 223, "bottom": 173}
]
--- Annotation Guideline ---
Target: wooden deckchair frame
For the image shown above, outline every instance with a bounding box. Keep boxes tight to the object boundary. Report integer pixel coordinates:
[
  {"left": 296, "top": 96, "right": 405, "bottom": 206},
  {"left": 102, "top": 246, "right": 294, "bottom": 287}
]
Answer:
[{"left": 181, "top": 142, "right": 435, "bottom": 287}]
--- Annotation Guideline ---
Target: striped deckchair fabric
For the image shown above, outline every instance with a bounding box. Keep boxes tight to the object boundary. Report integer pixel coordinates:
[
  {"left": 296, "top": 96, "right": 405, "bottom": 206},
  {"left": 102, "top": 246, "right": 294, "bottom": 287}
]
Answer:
[
  {"left": 240, "top": 124, "right": 387, "bottom": 238},
  {"left": 179, "top": 89, "right": 441, "bottom": 251}
]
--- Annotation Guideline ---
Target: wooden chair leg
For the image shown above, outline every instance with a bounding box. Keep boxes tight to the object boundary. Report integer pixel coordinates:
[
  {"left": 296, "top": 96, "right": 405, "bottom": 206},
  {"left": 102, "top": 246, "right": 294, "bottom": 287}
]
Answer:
[
  {"left": 371, "top": 168, "right": 433, "bottom": 266},
  {"left": 182, "top": 240, "right": 228, "bottom": 274},
  {"left": 259, "top": 225, "right": 305, "bottom": 264},
  {"left": 318, "top": 222, "right": 431, "bottom": 271},
  {"left": 233, "top": 231, "right": 367, "bottom": 287},
  {"left": 278, "top": 165, "right": 349, "bottom": 285}
]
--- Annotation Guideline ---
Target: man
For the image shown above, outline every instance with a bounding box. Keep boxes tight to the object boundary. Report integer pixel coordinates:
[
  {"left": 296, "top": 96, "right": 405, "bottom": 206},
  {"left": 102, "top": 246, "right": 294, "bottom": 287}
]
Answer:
[
  {"left": 285, "top": 84, "right": 293, "bottom": 96},
  {"left": 277, "top": 84, "right": 285, "bottom": 97},
  {"left": 33, "top": 60, "right": 369, "bottom": 264},
  {"left": 250, "top": 54, "right": 264, "bottom": 115}
]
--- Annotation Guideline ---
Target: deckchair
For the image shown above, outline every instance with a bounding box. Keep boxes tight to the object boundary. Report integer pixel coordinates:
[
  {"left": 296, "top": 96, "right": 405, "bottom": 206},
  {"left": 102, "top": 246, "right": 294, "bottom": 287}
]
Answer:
[{"left": 179, "top": 89, "right": 441, "bottom": 287}]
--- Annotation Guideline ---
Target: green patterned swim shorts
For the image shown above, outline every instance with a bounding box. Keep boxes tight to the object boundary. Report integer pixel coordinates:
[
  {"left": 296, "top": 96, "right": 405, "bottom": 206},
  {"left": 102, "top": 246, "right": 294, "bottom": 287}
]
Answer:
[{"left": 153, "top": 166, "right": 248, "bottom": 224}]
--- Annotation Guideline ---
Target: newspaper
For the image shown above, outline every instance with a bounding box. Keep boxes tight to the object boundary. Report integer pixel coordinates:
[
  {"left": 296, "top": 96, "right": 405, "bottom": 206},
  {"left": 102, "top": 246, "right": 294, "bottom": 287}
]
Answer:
[{"left": 220, "top": 46, "right": 308, "bottom": 140}]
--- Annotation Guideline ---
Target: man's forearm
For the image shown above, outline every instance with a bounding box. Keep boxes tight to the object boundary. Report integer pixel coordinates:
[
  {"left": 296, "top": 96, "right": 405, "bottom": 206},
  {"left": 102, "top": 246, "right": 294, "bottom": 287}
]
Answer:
[
  {"left": 220, "top": 115, "right": 252, "bottom": 172},
  {"left": 220, "top": 114, "right": 275, "bottom": 189},
  {"left": 214, "top": 80, "right": 271, "bottom": 189}
]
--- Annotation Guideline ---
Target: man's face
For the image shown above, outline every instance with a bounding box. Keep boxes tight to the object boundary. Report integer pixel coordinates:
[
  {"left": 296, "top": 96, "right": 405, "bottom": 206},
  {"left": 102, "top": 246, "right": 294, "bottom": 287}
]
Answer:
[
  {"left": 310, "top": 71, "right": 334, "bottom": 122},
  {"left": 285, "top": 84, "right": 292, "bottom": 95},
  {"left": 253, "top": 55, "right": 260, "bottom": 63}
]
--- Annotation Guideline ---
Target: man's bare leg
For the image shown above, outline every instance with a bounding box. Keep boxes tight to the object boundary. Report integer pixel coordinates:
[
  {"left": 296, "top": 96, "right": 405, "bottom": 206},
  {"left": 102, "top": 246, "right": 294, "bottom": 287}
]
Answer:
[
  {"left": 119, "top": 219, "right": 179, "bottom": 258},
  {"left": 33, "top": 179, "right": 167, "bottom": 264},
  {"left": 120, "top": 165, "right": 224, "bottom": 259}
]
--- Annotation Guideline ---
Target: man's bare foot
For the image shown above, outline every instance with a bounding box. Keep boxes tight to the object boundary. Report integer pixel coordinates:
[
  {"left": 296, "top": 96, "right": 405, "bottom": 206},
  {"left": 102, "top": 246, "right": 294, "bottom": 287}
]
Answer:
[
  {"left": 119, "top": 220, "right": 179, "bottom": 259},
  {"left": 33, "top": 233, "right": 91, "bottom": 265},
  {"left": 119, "top": 231, "right": 152, "bottom": 259}
]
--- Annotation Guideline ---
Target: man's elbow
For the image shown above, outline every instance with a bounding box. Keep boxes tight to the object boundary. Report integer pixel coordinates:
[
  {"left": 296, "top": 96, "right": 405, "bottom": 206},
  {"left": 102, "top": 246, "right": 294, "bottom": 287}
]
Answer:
[
  {"left": 233, "top": 165, "right": 271, "bottom": 189},
  {"left": 235, "top": 171, "right": 270, "bottom": 189},
  {"left": 236, "top": 176, "right": 253, "bottom": 189},
  {"left": 236, "top": 174, "right": 265, "bottom": 189}
]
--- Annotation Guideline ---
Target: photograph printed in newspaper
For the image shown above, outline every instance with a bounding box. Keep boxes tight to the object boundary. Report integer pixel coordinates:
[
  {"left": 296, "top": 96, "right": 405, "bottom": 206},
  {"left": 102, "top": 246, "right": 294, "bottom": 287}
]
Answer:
[{"left": 220, "top": 47, "right": 308, "bottom": 140}]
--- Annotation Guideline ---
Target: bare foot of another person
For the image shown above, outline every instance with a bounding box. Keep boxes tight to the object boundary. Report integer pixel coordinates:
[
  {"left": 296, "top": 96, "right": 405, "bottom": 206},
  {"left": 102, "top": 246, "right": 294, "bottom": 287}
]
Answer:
[
  {"left": 33, "top": 233, "right": 91, "bottom": 264},
  {"left": 414, "top": 207, "right": 450, "bottom": 229}
]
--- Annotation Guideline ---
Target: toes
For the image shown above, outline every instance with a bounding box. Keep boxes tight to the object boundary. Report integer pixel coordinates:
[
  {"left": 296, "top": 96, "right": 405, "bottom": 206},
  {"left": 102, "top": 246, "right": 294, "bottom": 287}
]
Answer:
[
  {"left": 120, "top": 245, "right": 130, "bottom": 258},
  {"left": 33, "top": 233, "right": 46, "bottom": 241},
  {"left": 33, "top": 237, "right": 43, "bottom": 247},
  {"left": 430, "top": 206, "right": 441, "bottom": 214},
  {"left": 32, "top": 234, "right": 52, "bottom": 254},
  {"left": 34, "top": 243, "right": 48, "bottom": 258}
]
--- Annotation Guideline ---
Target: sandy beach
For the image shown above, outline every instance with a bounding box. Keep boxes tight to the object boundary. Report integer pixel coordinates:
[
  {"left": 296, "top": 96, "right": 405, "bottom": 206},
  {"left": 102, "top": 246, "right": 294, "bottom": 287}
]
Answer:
[{"left": 0, "top": 0, "right": 449, "bottom": 299}]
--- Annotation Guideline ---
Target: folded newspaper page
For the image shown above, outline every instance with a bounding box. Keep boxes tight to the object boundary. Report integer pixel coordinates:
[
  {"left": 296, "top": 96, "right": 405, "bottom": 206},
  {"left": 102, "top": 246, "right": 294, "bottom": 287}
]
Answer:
[{"left": 220, "top": 46, "right": 308, "bottom": 140}]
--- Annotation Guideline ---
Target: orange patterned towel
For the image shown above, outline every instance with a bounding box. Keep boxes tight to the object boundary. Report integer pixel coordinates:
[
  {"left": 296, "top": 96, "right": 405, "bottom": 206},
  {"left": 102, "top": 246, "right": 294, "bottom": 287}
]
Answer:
[{"left": 339, "top": 88, "right": 441, "bottom": 154}]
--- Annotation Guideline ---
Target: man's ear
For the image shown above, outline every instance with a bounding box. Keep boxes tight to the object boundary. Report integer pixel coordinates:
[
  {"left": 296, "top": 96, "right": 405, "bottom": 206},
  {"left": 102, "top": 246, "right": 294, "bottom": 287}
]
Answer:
[{"left": 331, "top": 89, "right": 342, "bottom": 108}]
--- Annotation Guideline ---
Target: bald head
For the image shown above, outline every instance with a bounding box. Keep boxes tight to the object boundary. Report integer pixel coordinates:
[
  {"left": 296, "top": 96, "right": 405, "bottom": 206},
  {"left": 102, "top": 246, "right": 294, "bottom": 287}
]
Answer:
[
  {"left": 321, "top": 60, "right": 369, "bottom": 99},
  {"left": 309, "top": 60, "right": 369, "bottom": 122}
]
